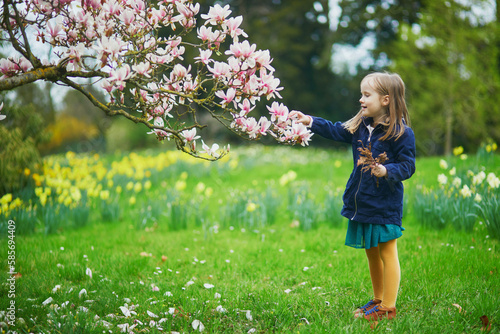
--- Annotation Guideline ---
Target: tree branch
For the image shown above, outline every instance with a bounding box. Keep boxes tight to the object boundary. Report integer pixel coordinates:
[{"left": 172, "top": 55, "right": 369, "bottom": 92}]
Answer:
[{"left": 0, "top": 66, "right": 65, "bottom": 91}]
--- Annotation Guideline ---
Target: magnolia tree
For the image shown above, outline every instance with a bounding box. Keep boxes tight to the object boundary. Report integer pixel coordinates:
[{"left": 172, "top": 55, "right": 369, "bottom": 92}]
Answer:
[{"left": 0, "top": 0, "right": 313, "bottom": 160}]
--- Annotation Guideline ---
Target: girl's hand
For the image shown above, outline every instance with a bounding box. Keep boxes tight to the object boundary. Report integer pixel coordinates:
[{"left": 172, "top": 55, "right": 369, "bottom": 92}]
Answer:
[
  {"left": 372, "top": 163, "right": 388, "bottom": 178},
  {"left": 289, "top": 110, "right": 312, "bottom": 126}
]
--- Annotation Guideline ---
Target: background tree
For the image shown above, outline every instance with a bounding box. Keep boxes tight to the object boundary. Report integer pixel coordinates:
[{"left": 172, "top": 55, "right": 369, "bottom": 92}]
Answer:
[
  {"left": 389, "top": 1, "right": 500, "bottom": 155},
  {"left": 0, "top": 0, "right": 313, "bottom": 161}
]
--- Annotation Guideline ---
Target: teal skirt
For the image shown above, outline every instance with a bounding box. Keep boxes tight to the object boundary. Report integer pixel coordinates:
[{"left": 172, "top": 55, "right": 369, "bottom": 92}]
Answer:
[{"left": 345, "top": 220, "right": 404, "bottom": 249}]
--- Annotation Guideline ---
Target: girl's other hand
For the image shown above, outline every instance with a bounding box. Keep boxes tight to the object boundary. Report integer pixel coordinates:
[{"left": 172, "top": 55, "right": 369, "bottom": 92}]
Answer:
[
  {"left": 289, "top": 110, "right": 312, "bottom": 126},
  {"left": 372, "top": 163, "right": 388, "bottom": 178}
]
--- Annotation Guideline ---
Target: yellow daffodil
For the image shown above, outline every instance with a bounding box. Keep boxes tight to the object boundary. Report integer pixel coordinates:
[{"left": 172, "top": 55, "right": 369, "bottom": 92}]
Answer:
[
  {"left": 246, "top": 202, "right": 257, "bottom": 212},
  {"left": 134, "top": 182, "right": 142, "bottom": 193},
  {"left": 439, "top": 159, "right": 448, "bottom": 170},
  {"left": 24, "top": 168, "right": 31, "bottom": 176},
  {"left": 126, "top": 181, "right": 134, "bottom": 191},
  {"left": 175, "top": 180, "right": 186, "bottom": 191},
  {"left": 116, "top": 186, "right": 122, "bottom": 194},
  {"left": 64, "top": 196, "right": 72, "bottom": 207},
  {"left": 204, "top": 187, "right": 213, "bottom": 197},
  {"left": 35, "top": 187, "right": 44, "bottom": 197},
  {"left": 0, "top": 193, "right": 13, "bottom": 204},
  {"left": 40, "top": 193, "right": 48, "bottom": 206},
  {"left": 129, "top": 196, "right": 136, "bottom": 205},
  {"left": 180, "top": 171, "right": 188, "bottom": 180},
  {"left": 195, "top": 182, "right": 206, "bottom": 193},
  {"left": 453, "top": 146, "right": 464, "bottom": 156},
  {"left": 100, "top": 190, "right": 110, "bottom": 201},
  {"left": 144, "top": 180, "right": 152, "bottom": 190}
]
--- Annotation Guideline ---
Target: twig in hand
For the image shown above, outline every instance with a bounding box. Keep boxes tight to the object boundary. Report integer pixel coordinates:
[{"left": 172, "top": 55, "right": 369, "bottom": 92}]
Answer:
[{"left": 357, "top": 140, "right": 388, "bottom": 187}]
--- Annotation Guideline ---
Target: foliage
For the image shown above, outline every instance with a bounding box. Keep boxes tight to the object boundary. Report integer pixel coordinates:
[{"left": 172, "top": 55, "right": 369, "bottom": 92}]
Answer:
[
  {"left": 0, "top": 103, "right": 47, "bottom": 196},
  {"left": 39, "top": 114, "right": 101, "bottom": 154},
  {"left": 390, "top": 1, "right": 500, "bottom": 155},
  {"left": 476, "top": 195, "right": 500, "bottom": 240}
]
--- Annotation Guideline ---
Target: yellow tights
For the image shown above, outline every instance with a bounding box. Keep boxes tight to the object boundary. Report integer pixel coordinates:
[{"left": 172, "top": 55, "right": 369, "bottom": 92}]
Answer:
[{"left": 365, "top": 239, "right": 400, "bottom": 308}]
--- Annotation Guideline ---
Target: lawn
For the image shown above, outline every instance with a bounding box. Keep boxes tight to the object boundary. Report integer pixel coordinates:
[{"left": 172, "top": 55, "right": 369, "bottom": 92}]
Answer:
[{"left": 0, "top": 145, "right": 499, "bottom": 333}]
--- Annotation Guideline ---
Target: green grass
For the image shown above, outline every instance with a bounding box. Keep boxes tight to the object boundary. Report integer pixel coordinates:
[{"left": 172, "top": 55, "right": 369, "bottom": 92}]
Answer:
[{"left": 1, "top": 146, "right": 499, "bottom": 333}]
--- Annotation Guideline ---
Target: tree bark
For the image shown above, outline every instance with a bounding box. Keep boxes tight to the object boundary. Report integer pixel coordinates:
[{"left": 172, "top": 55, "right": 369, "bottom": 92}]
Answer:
[{"left": 0, "top": 67, "right": 63, "bottom": 91}]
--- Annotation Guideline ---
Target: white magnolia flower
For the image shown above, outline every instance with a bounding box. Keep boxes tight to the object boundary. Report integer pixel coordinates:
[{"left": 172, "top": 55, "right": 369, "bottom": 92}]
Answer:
[{"left": 52, "top": 285, "right": 61, "bottom": 293}]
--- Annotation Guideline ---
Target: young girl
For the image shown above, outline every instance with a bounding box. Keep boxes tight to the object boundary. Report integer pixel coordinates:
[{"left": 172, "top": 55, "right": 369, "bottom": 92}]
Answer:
[{"left": 290, "top": 72, "right": 416, "bottom": 321}]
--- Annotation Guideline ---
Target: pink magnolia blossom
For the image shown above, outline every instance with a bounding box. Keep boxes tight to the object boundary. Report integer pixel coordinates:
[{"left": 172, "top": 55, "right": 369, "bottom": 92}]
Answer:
[
  {"left": 207, "top": 62, "right": 231, "bottom": 79},
  {"left": 243, "top": 117, "right": 259, "bottom": 138},
  {"left": 238, "top": 98, "right": 255, "bottom": 116},
  {"left": 267, "top": 102, "right": 289, "bottom": 124},
  {"left": 215, "top": 88, "right": 236, "bottom": 107},
  {"left": 254, "top": 50, "right": 275, "bottom": 72},
  {"left": 170, "top": 64, "right": 191, "bottom": 81},
  {"left": 257, "top": 116, "right": 272, "bottom": 136},
  {"left": 201, "top": 4, "right": 232, "bottom": 25},
  {"left": 109, "top": 64, "right": 132, "bottom": 91},
  {"left": 119, "top": 9, "right": 136, "bottom": 25},
  {"left": 181, "top": 128, "right": 200, "bottom": 142},
  {"left": 46, "top": 19, "right": 65, "bottom": 43},
  {"left": 260, "top": 71, "right": 283, "bottom": 99},
  {"left": 224, "top": 16, "right": 247, "bottom": 41},
  {"left": 287, "top": 121, "right": 313, "bottom": 146},
  {"left": 194, "top": 49, "right": 212, "bottom": 65},
  {"left": 103, "top": 0, "right": 121, "bottom": 16},
  {"left": 201, "top": 140, "right": 220, "bottom": 158},
  {"left": 132, "top": 61, "right": 151, "bottom": 78},
  {"left": 225, "top": 40, "right": 256, "bottom": 60}
]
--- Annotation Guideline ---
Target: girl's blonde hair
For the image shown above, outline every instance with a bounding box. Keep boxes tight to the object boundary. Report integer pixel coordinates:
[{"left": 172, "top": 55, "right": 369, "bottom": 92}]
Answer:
[{"left": 343, "top": 72, "right": 410, "bottom": 141}]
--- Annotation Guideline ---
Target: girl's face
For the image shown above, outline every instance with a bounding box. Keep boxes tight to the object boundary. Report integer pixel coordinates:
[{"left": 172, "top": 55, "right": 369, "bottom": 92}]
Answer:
[{"left": 359, "top": 79, "right": 389, "bottom": 125}]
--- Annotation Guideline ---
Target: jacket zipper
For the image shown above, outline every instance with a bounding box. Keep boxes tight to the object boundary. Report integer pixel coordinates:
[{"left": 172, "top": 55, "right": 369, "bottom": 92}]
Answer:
[
  {"left": 352, "top": 163, "right": 363, "bottom": 220},
  {"left": 353, "top": 125, "right": 374, "bottom": 220}
]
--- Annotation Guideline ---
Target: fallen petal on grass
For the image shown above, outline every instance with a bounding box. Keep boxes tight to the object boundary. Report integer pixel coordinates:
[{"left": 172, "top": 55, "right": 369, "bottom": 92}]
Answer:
[{"left": 192, "top": 319, "right": 205, "bottom": 332}]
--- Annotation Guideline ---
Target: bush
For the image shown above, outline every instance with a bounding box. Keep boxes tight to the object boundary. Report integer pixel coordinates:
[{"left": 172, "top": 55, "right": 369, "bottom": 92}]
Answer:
[{"left": 0, "top": 103, "right": 47, "bottom": 196}]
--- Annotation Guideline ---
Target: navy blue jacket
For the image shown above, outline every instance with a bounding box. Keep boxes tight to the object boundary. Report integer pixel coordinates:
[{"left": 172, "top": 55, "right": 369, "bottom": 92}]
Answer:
[{"left": 311, "top": 116, "right": 416, "bottom": 226}]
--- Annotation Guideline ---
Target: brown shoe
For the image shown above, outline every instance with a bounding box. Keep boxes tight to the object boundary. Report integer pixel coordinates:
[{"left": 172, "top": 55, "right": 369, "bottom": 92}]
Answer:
[
  {"left": 363, "top": 305, "right": 397, "bottom": 321},
  {"left": 353, "top": 299, "right": 382, "bottom": 318}
]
